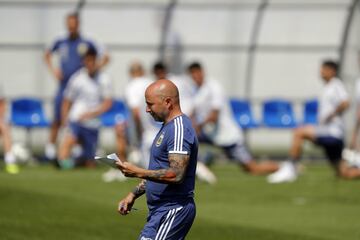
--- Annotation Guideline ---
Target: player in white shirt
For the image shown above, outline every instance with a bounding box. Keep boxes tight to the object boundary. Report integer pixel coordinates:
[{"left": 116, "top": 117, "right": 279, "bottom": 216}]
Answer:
[
  {"left": 103, "top": 62, "right": 157, "bottom": 182},
  {"left": 350, "top": 64, "right": 360, "bottom": 150},
  {"left": 0, "top": 85, "right": 18, "bottom": 174},
  {"left": 152, "top": 62, "right": 195, "bottom": 115},
  {"left": 345, "top": 56, "right": 360, "bottom": 168},
  {"left": 58, "top": 48, "right": 112, "bottom": 170},
  {"left": 153, "top": 62, "right": 217, "bottom": 183},
  {"left": 268, "top": 60, "right": 360, "bottom": 183},
  {"left": 188, "top": 62, "right": 279, "bottom": 176}
]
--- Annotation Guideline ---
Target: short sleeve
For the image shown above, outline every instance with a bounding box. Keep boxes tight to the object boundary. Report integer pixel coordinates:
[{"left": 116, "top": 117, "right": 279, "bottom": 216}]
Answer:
[
  {"left": 125, "top": 82, "right": 142, "bottom": 108},
  {"left": 64, "top": 75, "right": 79, "bottom": 101},
  {"left": 355, "top": 79, "right": 360, "bottom": 104},
  {"left": 334, "top": 81, "right": 349, "bottom": 103},
  {"left": 167, "top": 117, "right": 193, "bottom": 155},
  {"left": 210, "top": 81, "right": 225, "bottom": 109},
  {"left": 100, "top": 74, "right": 113, "bottom": 99},
  {"left": 50, "top": 39, "right": 61, "bottom": 53}
]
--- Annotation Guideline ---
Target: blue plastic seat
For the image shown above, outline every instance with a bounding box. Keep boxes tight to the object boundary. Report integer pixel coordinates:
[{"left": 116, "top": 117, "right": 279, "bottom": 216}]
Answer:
[
  {"left": 262, "top": 99, "right": 297, "bottom": 128},
  {"left": 229, "top": 99, "right": 258, "bottom": 129},
  {"left": 11, "top": 98, "right": 50, "bottom": 128},
  {"left": 100, "top": 99, "right": 129, "bottom": 127},
  {"left": 303, "top": 99, "right": 318, "bottom": 125}
]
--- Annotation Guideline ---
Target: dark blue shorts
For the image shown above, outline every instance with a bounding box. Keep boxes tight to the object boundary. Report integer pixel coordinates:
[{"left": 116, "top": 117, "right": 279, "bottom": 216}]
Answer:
[
  {"left": 139, "top": 200, "right": 196, "bottom": 240},
  {"left": 315, "top": 136, "right": 344, "bottom": 165},
  {"left": 198, "top": 132, "right": 252, "bottom": 164},
  {"left": 68, "top": 122, "right": 99, "bottom": 159}
]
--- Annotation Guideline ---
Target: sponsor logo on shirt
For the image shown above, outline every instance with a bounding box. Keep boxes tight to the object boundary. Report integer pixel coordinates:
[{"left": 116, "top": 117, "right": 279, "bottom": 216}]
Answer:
[
  {"left": 156, "top": 132, "right": 165, "bottom": 147},
  {"left": 77, "top": 42, "right": 88, "bottom": 56}
]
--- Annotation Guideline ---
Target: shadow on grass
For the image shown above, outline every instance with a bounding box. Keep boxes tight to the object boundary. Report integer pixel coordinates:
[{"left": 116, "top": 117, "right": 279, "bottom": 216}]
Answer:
[{"left": 189, "top": 218, "right": 327, "bottom": 240}]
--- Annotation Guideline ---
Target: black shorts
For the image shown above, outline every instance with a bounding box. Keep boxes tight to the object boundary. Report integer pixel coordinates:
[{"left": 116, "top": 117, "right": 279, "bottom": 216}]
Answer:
[{"left": 315, "top": 136, "right": 344, "bottom": 165}]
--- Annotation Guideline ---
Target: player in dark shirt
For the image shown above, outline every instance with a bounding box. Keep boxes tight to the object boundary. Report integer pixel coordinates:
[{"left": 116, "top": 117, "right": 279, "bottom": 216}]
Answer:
[{"left": 116, "top": 79, "right": 198, "bottom": 240}]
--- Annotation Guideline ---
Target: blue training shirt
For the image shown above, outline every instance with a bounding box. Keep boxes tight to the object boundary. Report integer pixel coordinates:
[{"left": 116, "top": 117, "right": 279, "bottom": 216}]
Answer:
[
  {"left": 146, "top": 114, "right": 198, "bottom": 211},
  {"left": 50, "top": 36, "right": 97, "bottom": 92}
]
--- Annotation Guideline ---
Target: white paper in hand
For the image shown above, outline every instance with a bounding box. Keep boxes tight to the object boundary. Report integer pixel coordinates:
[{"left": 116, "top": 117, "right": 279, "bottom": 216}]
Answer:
[{"left": 95, "top": 153, "right": 122, "bottom": 169}]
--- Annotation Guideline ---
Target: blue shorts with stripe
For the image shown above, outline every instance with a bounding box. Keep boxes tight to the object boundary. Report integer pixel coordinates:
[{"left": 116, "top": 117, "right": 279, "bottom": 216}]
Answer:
[{"left": 139, "top": 199, "right": 196, "bottom": 240}]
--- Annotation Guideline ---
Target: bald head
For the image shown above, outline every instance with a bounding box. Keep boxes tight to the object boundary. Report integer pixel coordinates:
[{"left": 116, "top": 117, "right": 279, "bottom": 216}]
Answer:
[
  {"left": 145, "top": 79, "right": 182, "bottom": 123},
  {"left": 147, "top": 79, "right": 179, "bottom": 101}
]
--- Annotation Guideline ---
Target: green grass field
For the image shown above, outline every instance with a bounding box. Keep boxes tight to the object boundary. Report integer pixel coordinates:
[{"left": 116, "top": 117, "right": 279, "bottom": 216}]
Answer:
[{"left": 0, "top": 163, "right": 360, "bottom": 240}]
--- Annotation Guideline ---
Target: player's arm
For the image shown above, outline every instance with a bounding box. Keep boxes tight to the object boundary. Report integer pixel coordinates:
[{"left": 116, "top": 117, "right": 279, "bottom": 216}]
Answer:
[
  {"left": 44, "top": 49, "right": 63, "bottom": 81},
  {"left": 351, "top": 105, "right": 360, "bottom": 149},
  {"left": 131, "top": 107, "right": 143, "bottom": 141},
  {"left": 61, "top": 98, "right": 72, "bottom": 126},
  {"left": 97, "top": 52, "right": 110, "bottom": 69},
  {"left": 0, "top": 98, "right": 6, "bottom": 119},
  {"left": 198, "top": 109, "right": 219, "bottom": 130},
  {"left": 79, "top": 98, "right": 112, "bottom": 121},
  {"left": 116, "top": 153, "right": 190, "bottom": 184},
  {"left": 325, "top": 100, "right": 350, "bottom": 123},
  {"left": 118, "top": 179, "right": 146, "bottom": 215}
]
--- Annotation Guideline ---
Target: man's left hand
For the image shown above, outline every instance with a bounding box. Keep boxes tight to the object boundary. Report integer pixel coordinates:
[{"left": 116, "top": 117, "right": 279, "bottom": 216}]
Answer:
[{"left": 116, "top": 160, "right": 142, "bottom": 178}]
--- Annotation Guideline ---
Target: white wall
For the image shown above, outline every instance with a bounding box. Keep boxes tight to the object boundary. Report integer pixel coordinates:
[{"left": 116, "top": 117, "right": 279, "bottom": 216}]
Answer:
[{"left": 0, "top": 0, "right": 358, "bottom": 149}]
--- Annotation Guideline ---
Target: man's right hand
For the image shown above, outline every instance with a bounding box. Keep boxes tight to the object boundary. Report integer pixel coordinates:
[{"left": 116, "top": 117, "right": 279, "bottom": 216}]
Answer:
[{"left": 118, "top": 193, "right": 135, "bottom": 215}]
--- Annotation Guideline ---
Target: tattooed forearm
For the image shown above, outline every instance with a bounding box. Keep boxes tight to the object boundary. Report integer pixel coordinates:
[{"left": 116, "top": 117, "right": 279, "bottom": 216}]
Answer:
[
  {"left": 143, "top": 154, "right": 190, "bottom": 184},
  {"left": 131, "top": 180, "right": 146, "bottom": 198}
]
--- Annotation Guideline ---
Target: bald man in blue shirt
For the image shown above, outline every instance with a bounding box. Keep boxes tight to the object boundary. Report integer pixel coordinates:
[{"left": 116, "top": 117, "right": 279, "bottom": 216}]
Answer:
[{"left": 117, "top": 79, "right": 198, "bottom": 240}]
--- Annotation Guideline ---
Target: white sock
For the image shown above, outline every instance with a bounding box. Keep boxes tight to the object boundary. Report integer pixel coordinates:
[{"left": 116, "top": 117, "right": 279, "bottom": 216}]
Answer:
[
  {"left": 5, "top": 151, "right": 16, "bottom": 165},
  {"left": 45, "top": 143, "right": 57, "bottom": 159}
]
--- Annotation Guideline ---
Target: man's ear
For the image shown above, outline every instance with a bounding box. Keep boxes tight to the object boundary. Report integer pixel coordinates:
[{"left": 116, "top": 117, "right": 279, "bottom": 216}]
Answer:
[{"left": 165, "top": 97, "right": 172, "bottom": 106}]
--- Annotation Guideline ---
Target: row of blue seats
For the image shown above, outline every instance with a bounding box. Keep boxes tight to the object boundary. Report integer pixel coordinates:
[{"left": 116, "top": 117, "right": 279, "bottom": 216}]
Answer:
[
  {"left": 9, "top": 98, "right": 318, "bottom": 129},
  {"left": 230, "top": 99, "right": 318, "bottom": 129},
  {"left": 10, "top": 98, "right": 129, "bottom": 128}
]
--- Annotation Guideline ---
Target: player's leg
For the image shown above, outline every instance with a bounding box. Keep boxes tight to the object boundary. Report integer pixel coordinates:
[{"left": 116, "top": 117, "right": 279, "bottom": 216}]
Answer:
[
  {"left": 155, "top": 201, "right": 196, "bottom": 240},
  {"left": 195, "top": 134, "right": 217, "bottom": 184},
  {"left": 338, "top": 160, "right": 360, "bottom": 179},
  {"left": 78, "top": 125, "right": 98, "bottom": 168},
  {"left": 289, "top": 125, "right": 316, "bottom": 160},
  {"left": 267, "top": 125, "right": 317, "bottom": 183},
  {"left": 242, "top": 160, "right": 279, "bottom": 175},
  {"left": 115, "top": 122, "right": 128, "bottom": 161},
  {"left": 45, "top": 94, "right": 63, "bottom": 160},
  {"left": 0, "top": 121, "right": 18, "bottom": 174},
  {"left": 138, "top": 208, "right": 169, "bottom": 240},
  {"left": 319, "top": 137, "right": 360, "bottom": 179},
  {"left": 57, "top": 124, "right": 78, "bottom": 169},
  {"left": 102, "top": 123, "right": 127, "bottom": 182},
  {"left": 222, "top": 142, "right": 278, "bottom": 175},
  {"left": 139, "top": 201, "right": 196, "bottom": 240}
]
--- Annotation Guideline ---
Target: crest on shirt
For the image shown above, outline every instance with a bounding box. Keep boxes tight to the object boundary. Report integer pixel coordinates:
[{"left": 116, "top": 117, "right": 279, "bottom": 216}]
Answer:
[
  {"left": 77, "top": 43, "right": 88, "bottom": 56},
  {"left": 156, "top": 132, "right": 165, "bottom": 147}
]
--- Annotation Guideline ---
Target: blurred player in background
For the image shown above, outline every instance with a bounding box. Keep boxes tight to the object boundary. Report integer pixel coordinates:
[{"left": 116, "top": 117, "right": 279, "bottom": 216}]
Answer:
[
  {"left": 44, "top": 13, "right": 110, "bottom": 161},
  {"left": 153, "top": 62, "right": 195, "bottom": 115},
  {"left": 57, "top": 48, "right": 112, "bottom": 169},
  {"left": 154, "top": 62, "right": 217, "bottom": 183},
  {"left": 268, "top": 60, "right": 360, "bottom": 183},
  {"left": 188, "top": 62, "right": 280, "bottom": 176},
  {"left": 0, "top": 85, "right": 18, "bottom": 174},
  {"left": 344, "top": 52, "right": 360, "bottom": 167},
  {"left": 103, "top": 61, "right": 154, "bottom": 182}
]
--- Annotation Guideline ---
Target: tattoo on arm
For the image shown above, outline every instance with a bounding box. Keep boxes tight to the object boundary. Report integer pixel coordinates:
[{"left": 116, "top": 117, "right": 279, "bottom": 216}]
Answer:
[
  {"left": 132, "top": 180, "right": 146, "bottom": 198},
  {"left": 144, "top": 154, "right": 190, "bottom": 184}
]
